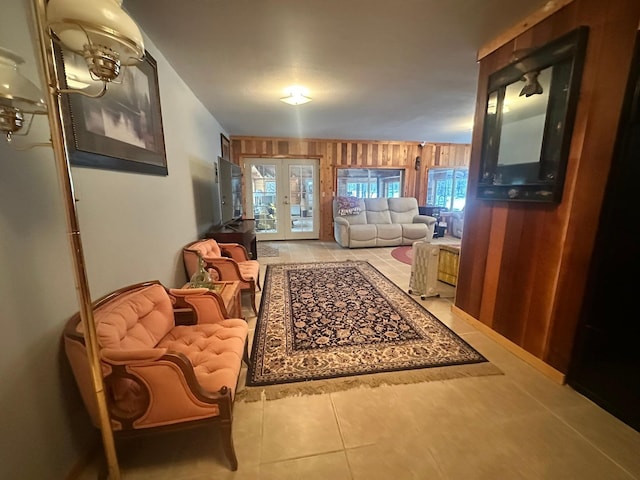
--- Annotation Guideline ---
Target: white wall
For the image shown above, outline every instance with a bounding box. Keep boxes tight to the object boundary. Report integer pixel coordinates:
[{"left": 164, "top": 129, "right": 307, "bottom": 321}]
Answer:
[{"left": 0, "top": 1, "right": 227, "bottom": 477}]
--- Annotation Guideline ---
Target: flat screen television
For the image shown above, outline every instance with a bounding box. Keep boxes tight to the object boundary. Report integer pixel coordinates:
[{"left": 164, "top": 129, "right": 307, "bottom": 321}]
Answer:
[{"left": 218, "top": 157, "right": 243, "bottom": 226}]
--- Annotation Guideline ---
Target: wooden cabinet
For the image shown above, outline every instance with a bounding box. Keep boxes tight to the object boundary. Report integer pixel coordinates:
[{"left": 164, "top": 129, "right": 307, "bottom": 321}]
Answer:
[
  {"left": 205, "top": 219, "right": 257, "bottom": 259},
  {"left": 438, "top": 245, "right": 460, "bottom": 286}
]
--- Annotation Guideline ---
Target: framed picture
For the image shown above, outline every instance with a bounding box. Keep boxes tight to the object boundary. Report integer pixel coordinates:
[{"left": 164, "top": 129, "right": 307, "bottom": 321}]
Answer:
[
  {"left": 477, "top": 27, "right": 588, "bottom": 203},
  {"left": 54, "top": 46, "right": 168, "bottom": 175},
  {"left": 221, "top": 133, "right": 231, "bottom": 161}
]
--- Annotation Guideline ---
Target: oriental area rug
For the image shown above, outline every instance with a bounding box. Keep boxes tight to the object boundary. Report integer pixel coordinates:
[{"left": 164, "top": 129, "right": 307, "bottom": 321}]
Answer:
[{"left": 237, "top": 261, "right": 501, "bottom": 401}]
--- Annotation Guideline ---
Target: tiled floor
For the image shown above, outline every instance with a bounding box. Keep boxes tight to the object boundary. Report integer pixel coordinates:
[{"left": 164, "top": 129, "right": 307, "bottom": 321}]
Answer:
[{"left": 81, "top": 240, "right": 640, "bottom": 480}]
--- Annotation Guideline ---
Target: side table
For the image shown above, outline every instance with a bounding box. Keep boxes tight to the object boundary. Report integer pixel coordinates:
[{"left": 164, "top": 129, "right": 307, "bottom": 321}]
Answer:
[
  {"left": 437, "top": 244, "right": 460, "bottom": 286},
  {"left": 181, "top": 281, "right": 243, "bottom": 319}
]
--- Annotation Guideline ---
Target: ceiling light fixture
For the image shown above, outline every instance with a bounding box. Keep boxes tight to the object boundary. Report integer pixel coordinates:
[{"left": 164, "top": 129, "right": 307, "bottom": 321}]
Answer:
[{"left": 280, "top": 86, "right": 312, "bottom": 106}]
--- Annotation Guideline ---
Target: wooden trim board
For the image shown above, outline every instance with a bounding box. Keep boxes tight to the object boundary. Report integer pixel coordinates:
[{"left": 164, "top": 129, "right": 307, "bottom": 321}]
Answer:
[
  {"left": 477, "top": 0, "right": 576, "bottom": 60},
  {"left": 451, "top": 305, "right": 566, "bottom": 384}
]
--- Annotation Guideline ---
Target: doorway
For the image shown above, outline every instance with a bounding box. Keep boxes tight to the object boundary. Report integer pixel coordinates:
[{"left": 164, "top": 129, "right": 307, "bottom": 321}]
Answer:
[
  {"left": 567, "top": 33, "right": 640, "bottom": 432},
  {"left": 243, "top": 158, "right": 319, "bottom": 241}
]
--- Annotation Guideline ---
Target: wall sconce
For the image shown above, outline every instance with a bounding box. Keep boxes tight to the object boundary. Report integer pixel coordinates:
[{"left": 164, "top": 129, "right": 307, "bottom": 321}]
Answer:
[
  {"left": 414, "top": 142, "right": 425, "bottom": 170},
  {"left": 0, "top": 48, "right": 47, "bottom": 142}
]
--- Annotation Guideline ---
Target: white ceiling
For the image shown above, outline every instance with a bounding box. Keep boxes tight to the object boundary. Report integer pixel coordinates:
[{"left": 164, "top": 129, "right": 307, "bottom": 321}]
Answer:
[{"left": 124, "top": 0, "right": 549, "bottom": 144}]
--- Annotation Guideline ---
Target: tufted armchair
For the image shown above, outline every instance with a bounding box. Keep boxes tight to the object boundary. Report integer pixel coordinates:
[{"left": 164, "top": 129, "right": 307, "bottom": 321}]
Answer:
[
  {"left": 63, "top": 281, "right": 249, "bottom": 470},
  {"left": 183, "top": 239, "right": 261, "bottom": 315}
]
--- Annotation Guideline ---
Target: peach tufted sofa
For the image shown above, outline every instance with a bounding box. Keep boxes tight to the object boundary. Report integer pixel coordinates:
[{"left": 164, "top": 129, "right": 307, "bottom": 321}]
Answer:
[{"left": 63, "top": 281, "right": 249, "bottom": 470}]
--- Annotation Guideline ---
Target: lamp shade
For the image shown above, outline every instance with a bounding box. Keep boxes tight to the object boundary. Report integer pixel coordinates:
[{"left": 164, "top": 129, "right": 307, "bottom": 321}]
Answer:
[
  {"left": 46, "top": 0, "right": 144, "bottom": 65},
  {"left": 0, "top": 48, "right": 47, "bottom": 113}
]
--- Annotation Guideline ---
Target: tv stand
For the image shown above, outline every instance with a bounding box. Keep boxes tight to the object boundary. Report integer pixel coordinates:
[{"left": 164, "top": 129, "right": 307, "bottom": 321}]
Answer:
[
  {"left": 224, "top": 223, "right": 240, "bottom": 232},
  {"left": 205, "top": 219, "right": 257, "bottom": 259}
]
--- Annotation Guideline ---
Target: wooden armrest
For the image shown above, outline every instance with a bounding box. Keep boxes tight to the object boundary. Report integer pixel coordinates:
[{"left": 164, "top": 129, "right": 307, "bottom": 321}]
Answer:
[
  {"left": 104, "top": 352, "right": 232, "bottom": 429},
  {"left": 219, "top": 243, "right": 250, "bottom": 262},
  {"left": 204, "top": 257, "right": 245, "bottom": 281},
  {"left": 101, "top": 348, "right": 167, "bottom": 364},
  {"left": 168, "top": 289, "right": 227, "bottom": 324}
]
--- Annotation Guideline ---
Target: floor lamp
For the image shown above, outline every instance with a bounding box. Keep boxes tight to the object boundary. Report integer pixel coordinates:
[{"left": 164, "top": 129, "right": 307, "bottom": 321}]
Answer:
[{"left": 1, "top": 1, "right": 145, "bottom": 478}]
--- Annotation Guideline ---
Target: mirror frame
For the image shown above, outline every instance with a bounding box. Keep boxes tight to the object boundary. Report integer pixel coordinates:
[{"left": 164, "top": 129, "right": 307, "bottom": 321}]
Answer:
[{"left": 477, "top": 26, "right": 589, "bottom": 203}]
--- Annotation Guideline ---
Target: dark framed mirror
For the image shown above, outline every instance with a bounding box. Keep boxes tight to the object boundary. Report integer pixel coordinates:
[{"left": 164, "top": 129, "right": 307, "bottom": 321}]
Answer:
[{"left": 477, "top": 26, "right": 589, "bottom": 203}]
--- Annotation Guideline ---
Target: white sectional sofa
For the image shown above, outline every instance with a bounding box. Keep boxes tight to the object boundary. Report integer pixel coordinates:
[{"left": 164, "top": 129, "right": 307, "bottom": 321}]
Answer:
[{"left": 332, "top": 197, "right": 437, "bottom": 248}]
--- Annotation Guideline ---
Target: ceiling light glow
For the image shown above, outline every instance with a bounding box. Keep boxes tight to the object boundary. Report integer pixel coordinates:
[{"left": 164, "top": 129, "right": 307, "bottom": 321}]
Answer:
[{"left": 280, "top": 85, "right": 311, "bottom": 105}]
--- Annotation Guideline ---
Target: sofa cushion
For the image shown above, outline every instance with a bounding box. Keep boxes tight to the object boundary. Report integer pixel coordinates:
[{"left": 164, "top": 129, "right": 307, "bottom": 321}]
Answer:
[
  {"left": 376, "top": 224, "right": 402, "bottom": 246},
  {"left": 184, "top": 239, "right": 223, "bottom": 280},
  {"left": 94, "top": 284, "right": 174, "bottom": 351},
  {"left": 348, "top": 224, "right": 378, "bottom": 247},
  {"left": 401, "top": 223, "right": 429, "bottom": 244},
  {"left": 159, "top": 319, "right": 247, "bottom": 396},
  {"left": 349, "top": 224, "right": 378, "bottom": 243},
  {"left": 190, "top": 239, "right": 222, "bottom": 258},
  {"left": 364, "top": 198, "right": 392, "bottom": 224},
  {"left": 237, "top": 260, "right": 260, "bottom": 281},
  {"left": 388, "top": 197, "right": 419, "bottom": 223}
]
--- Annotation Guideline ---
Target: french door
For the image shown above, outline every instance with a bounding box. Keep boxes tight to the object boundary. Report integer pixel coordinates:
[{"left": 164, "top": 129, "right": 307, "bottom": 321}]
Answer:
[{"left": 243, "top": 158, "right": 319, "bottom": 241}]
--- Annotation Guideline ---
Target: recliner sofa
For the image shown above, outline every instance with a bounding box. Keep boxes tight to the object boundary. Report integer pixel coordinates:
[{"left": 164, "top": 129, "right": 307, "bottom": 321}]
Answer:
[{"left": 333, "top": 197, "right": 437, "bottom": 248}]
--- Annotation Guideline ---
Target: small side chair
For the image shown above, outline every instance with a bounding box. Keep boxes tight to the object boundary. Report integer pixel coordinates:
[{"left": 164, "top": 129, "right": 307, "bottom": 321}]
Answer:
[{"left": 183, "top": 238, "right": 261, "bottom": 314}]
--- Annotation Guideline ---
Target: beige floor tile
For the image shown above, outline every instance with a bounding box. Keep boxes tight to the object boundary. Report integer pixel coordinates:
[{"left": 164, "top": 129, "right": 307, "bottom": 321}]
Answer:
[
  {"left": 233, "top": 400, "right": 264, "bottom": 467},
  {"left": 260, "top": 394, "right": 344, "bottom": 463},
  {"left": 113, "top": 427, "right": 240, "bottom": 479},
  {"left": 79, "top": 239, "right": 640, "bottom": 480},
  {"left": 259, "top": 451, "right": 351, "bottom": 480},
  {"left": 330, "top": 384, "right": 406, "bottom": 448},
  {"left": 347, "top": 440, "right": 444, "bottom": 480},
  {"left": 553, "top": 403, "right": 640, "bottom": 477}
]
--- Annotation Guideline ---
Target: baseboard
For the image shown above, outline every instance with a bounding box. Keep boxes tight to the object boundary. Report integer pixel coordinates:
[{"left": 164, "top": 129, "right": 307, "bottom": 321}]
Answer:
[
  {"left": 65, "top": 440, "right": 100, "bottom": 480},
  {"left": 451, "top": 305, "right": 566, "bottom": 384}
]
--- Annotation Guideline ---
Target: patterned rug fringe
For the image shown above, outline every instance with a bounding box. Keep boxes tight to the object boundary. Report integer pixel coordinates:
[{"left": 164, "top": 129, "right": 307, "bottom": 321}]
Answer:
[{"left": 236, "top": 362, "right": 503, "bottom": 402}]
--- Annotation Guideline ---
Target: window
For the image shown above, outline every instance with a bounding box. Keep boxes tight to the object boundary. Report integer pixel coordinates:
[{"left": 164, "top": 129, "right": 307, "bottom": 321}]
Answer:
[
  {"left": 426, "top": 168, "right": 468, "bottom": 211},
  {"left": 337, "top": 168, "right": 404, "bottom": 198}
]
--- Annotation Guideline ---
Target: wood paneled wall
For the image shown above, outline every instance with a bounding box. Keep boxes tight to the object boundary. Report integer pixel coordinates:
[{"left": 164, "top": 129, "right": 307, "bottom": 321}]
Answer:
[
  {"left": 455, "top": 0, "right": 640, "bottom": 375},
  {"left": 231, "top": 137, "right": 470, "bottom": 240}
]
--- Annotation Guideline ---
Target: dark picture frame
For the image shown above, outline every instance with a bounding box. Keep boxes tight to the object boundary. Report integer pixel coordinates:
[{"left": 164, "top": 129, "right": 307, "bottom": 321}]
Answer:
[
  {"left": 54, "top": 46, "right": 168, "bottom": 175},
  {"left": 477, "top": 26, "right": 589, "bottom": 203},
  {"left": 221, "top": 133, "right": 231, "bottom": 161}
]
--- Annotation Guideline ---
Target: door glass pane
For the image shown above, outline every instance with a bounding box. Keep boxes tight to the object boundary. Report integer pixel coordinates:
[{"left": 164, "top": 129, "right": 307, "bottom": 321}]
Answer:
[
  {"left": 426, "top": 168, "right": 468, "bottom": 211},
  {"left": 289, "top": 164, "right": 314, "bottom": 233},
  {"left": 251, "top": 164, "right": 278, "bottom": 233}
]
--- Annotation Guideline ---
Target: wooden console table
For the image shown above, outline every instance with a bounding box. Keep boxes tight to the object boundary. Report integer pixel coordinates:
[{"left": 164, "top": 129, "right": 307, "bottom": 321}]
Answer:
[{"left": 205, "top": 219, "right": 257, "bottom": 259}]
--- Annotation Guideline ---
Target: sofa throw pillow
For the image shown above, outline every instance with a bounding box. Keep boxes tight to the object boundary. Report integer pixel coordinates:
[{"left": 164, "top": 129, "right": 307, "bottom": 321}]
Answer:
[{"left": 337, "top": 196, "right": 362, "bottom": 216}]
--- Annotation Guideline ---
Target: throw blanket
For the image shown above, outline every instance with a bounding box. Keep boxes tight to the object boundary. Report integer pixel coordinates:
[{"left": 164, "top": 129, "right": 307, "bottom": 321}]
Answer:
[{"left": 336, "top": 196, "right": 361, "bottom": 216}]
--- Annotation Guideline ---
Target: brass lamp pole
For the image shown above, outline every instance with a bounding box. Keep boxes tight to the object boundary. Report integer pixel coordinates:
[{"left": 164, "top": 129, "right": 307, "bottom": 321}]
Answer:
[
  {"left": 30, "top": 1, "right": 120, "bottom": 477},
  {"left": 28, "top": 0, "right": 146, "bottom": 477}
]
